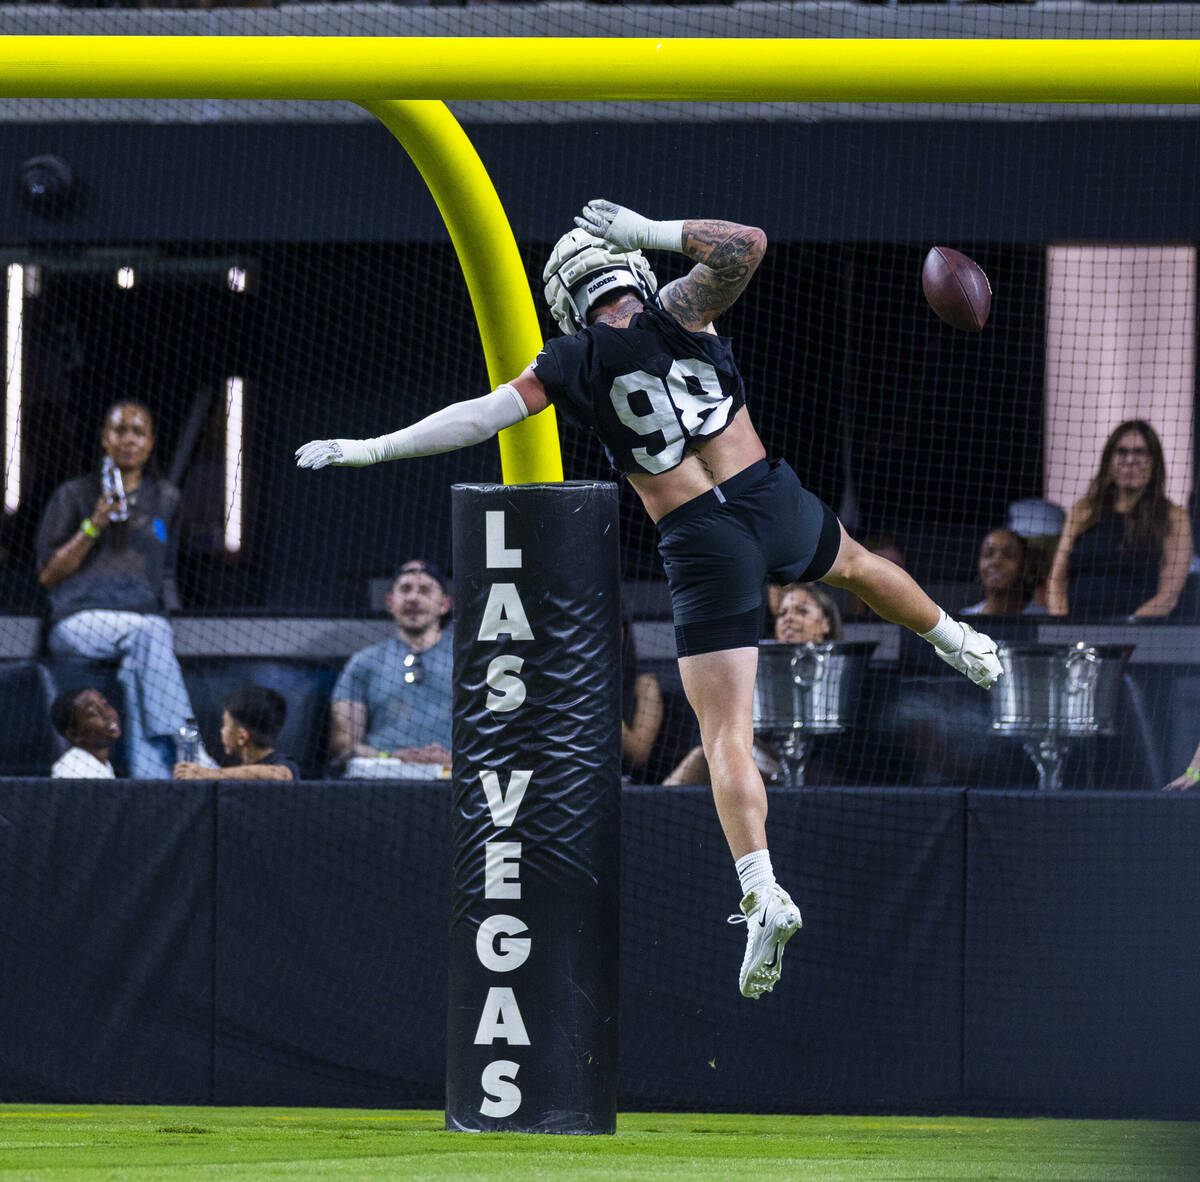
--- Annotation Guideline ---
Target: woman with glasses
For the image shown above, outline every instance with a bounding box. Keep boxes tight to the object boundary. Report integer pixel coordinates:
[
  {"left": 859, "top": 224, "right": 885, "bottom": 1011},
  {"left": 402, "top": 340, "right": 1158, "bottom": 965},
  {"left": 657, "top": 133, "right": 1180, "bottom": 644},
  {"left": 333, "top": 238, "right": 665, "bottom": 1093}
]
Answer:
[{"left": 1047, "top": 420, "right": 1192, "bottom": 620}]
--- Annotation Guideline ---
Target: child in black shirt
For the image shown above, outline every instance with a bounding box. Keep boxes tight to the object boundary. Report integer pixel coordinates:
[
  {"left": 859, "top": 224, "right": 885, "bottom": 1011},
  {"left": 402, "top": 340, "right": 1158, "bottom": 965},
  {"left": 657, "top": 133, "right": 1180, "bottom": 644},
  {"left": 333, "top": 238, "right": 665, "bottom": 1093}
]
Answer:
[{"left": 174, "top": 685, "right": 300, "bottom": 781}]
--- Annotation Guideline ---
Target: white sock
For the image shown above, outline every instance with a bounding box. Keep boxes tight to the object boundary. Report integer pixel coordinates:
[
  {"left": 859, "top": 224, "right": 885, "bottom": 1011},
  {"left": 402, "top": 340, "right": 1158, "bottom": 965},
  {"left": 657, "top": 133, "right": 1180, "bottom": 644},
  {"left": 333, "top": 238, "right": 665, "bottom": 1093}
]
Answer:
[
  {"left": 735, "top": 849, "right": 776, "bottom": 901},
  {"left": 920, "top": 608, "right": 966, "bottom": 654}
]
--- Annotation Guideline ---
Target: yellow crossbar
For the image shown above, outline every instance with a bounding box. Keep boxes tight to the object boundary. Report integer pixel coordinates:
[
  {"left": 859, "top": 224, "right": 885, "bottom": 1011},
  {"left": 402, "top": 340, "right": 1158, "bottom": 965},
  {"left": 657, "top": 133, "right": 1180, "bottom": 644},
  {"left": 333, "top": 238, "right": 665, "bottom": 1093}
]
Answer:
[{"left": 0, "top": 38, "right": 1196, "bottom": 103}]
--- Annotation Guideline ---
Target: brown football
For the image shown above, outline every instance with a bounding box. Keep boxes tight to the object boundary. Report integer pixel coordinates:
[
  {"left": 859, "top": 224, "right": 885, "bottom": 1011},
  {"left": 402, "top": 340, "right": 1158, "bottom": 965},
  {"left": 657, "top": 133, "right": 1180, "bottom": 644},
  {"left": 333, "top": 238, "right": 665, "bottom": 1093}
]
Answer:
[{"left": 921, "top": 246, "right": 992, "bottom": 332}]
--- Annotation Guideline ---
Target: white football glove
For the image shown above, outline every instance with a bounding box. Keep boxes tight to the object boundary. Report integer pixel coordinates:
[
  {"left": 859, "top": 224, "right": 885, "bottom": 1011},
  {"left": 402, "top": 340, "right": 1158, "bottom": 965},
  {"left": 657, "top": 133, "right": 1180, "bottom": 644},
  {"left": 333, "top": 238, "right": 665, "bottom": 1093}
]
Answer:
[
  {"left": 294, "top": 439, "right": 373, "bottom": 470},
  {"left": 574, "top": 198, "right": 684, "bottom": 254},
  {"left": 934, "top": 622, "right": 1005, "bottom": 690}
]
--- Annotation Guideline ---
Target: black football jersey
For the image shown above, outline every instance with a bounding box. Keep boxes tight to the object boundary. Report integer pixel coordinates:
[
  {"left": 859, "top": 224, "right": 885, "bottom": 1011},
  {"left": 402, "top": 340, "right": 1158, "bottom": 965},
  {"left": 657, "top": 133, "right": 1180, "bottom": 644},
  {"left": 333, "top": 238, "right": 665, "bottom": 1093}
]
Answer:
[{"left": 530, "top": 300, "right": 746, "bottom": 475}]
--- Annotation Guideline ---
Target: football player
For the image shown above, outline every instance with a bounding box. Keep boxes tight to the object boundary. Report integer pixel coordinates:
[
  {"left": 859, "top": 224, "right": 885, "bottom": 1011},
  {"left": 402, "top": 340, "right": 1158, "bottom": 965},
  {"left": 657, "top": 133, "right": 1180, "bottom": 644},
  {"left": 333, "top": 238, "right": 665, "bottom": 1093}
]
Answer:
[{"left": 297, "top": 199, "right": 1003, "bottom": 998}]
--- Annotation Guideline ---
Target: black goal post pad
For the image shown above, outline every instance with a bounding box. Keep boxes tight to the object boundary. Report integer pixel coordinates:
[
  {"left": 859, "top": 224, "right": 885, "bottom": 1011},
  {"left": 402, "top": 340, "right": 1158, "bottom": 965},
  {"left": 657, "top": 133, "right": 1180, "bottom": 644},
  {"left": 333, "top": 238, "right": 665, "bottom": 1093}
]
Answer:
[{"left": 447, "top": 480, "right": 621, "bottom": 1134}]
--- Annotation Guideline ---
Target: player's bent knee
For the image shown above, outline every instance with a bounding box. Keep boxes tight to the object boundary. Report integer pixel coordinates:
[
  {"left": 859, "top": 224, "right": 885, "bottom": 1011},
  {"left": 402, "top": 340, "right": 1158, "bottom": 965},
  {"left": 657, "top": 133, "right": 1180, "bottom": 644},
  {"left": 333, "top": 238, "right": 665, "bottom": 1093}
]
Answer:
[{"left": 703, "top": 730, "right": 757, "bottom": 775}]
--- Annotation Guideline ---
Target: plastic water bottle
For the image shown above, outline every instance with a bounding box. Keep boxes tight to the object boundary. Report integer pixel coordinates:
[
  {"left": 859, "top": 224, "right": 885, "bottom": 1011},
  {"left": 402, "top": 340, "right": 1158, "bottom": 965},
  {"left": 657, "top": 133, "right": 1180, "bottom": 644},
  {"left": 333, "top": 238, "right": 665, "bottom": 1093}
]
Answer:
[
  {"left": 101, "top": 455, "right": 129, "bottom": 522},
  {"left": 174, "top": 717, "right": 200, "bottom": 764}
]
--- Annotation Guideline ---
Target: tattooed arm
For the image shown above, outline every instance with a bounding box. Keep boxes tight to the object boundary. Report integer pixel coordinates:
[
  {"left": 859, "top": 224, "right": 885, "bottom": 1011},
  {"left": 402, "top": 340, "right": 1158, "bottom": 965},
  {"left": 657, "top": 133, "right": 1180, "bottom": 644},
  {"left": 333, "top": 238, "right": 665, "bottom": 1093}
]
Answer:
[
  {"left": 659, "top": 219, "right": 767, "bottom": 332},
  {"left": 573, "top": 198, "right": 766, "bottom": 333}
]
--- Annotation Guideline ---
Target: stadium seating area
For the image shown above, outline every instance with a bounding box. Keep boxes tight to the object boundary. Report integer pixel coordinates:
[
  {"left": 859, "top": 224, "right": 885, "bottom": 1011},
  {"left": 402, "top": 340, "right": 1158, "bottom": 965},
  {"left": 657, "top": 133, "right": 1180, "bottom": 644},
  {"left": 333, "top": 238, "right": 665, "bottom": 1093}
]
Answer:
[
  {"left": 1, "top": 604, "right": 1193, "bottom": 787},
  {"left": 0, "top": 2, "right": 1192, "bottom": 850}
]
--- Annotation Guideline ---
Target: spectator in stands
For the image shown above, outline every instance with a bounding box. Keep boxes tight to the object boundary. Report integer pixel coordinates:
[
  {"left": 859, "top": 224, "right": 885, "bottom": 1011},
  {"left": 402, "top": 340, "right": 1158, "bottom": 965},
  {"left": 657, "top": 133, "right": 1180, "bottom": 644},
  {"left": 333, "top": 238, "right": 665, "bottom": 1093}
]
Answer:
[
  {"left": 1006, "top": 497, "right": 1066, "bottom": 612},
  {"left": 773, "top": 582, "right": 844, "bottom": 643},
  {"left": 664, "top": 584, "right": 841, "bottom": 786},
  {"left": 331, "top": 558, "right": 453, "bottom": 779},
  {"left": 174, "top": 685, "right": 298, "bottom": 782},
  {"left": 959, "top": 528, "right": 1046, "bottom": 616},
  {"left": 1047, "top": 421, "right": 1192, "bottom": 620},
  {"left": 49, "top": 686, "right": 120, "bottom": 779},
  {"left": 36, "top": 402, "right": 209, "bottom": 779},
  {"left": 620, "top": 615, "right": 663, "bottom": 780}
]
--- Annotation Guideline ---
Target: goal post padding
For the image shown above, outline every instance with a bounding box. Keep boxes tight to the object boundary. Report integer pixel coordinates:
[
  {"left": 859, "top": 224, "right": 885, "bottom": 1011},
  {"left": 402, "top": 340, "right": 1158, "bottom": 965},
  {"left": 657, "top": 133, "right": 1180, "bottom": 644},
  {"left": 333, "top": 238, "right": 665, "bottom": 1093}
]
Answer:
[{"left": 448, "top": 481, "right": 621, "bottom": 1133}]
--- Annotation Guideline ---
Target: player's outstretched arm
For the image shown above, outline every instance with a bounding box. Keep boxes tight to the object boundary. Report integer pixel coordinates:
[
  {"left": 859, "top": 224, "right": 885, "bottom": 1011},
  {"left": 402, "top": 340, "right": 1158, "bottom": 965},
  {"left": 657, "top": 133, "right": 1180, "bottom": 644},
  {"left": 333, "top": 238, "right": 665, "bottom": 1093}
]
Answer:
[
  {"left": 575, "top": 197, "right": 766, "bottom": 331},
  {"left": 295, "top": 377, "right": 545, "bottom": 470}
]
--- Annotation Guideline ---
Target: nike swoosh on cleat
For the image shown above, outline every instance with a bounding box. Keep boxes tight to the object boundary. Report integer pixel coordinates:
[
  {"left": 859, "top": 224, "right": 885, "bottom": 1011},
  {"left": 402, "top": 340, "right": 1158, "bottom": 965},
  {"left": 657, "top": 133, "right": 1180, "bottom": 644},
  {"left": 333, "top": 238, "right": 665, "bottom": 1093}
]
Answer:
[
  {"left": 757, "top": 912, "right": 768, "bottom": 928},
  {"left": 763, "top": 947, "right": 780, "bottom": 970}
]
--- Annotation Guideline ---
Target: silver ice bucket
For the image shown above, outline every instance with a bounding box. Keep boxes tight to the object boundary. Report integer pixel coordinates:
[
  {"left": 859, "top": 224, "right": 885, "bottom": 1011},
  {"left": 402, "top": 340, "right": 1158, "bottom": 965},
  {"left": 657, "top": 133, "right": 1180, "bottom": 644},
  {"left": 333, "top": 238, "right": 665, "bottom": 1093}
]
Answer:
[
  {"left": 753, "top": 641, "right": 878, "bottom": 736},
  {"left": 990, "top": 642, "right": 1128, "bottom": 738}
]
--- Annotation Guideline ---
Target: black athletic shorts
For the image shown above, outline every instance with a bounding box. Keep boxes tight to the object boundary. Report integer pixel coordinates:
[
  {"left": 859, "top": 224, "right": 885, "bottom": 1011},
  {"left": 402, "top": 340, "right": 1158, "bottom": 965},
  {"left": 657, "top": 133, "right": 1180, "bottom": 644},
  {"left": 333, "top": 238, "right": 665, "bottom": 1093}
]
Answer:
[{"left": 655, "top": 458, "right": 841, "bottom": 658}]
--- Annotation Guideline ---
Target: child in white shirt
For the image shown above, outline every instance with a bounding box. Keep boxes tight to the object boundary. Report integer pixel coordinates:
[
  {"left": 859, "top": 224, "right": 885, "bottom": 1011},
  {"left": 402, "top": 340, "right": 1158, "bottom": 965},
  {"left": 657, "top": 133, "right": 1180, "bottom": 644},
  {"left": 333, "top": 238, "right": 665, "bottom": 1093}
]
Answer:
[{"left": 50, "top": 686, "right": 121, "bottom": 779}]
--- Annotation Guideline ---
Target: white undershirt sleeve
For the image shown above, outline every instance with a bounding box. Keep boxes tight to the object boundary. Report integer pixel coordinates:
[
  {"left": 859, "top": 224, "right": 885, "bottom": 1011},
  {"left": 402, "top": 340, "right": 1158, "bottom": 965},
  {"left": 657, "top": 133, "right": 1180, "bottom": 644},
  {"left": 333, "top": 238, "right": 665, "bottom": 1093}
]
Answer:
[{"left": 340, "top": 383, "right": 530, "bottom": 466}]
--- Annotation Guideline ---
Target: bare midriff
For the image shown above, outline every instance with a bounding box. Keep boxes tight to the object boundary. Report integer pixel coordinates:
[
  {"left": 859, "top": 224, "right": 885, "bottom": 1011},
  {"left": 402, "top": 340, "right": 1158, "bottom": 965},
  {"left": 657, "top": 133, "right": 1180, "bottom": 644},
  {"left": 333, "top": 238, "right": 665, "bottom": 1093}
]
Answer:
[{"left": 626, "top": 406, "right": 768, "bottom": 523}]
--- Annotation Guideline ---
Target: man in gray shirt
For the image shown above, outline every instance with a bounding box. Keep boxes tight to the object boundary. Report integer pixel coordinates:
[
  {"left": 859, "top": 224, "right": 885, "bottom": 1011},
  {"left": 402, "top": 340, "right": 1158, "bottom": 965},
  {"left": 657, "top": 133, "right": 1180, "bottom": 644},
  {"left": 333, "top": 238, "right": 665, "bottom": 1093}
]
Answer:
[{"left": 331, "top": 558, "right": 453, "bottom": 778}]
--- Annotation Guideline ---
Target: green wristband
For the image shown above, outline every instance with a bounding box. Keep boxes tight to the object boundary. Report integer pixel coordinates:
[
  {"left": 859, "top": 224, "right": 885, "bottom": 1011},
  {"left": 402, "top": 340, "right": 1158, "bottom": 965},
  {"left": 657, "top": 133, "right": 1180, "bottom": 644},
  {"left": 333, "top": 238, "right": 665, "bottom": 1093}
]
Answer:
[
  {"left": 80, "top": 518, "right": 98, "bottom": 539},
  {"left": 1185, "top": 766, "right": 1200, "bottom": 784}
]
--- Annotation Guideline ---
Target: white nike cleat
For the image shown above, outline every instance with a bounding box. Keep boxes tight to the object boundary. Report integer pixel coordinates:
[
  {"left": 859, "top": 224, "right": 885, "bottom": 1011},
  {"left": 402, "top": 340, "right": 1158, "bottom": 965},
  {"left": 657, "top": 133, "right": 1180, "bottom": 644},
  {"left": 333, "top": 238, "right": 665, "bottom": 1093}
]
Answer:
[
  {"left": 933, "top": 621, "right": 1005, "bottom": 689},
  {"left": 728, "top": 884, "right": 803, "bottom": 999}
]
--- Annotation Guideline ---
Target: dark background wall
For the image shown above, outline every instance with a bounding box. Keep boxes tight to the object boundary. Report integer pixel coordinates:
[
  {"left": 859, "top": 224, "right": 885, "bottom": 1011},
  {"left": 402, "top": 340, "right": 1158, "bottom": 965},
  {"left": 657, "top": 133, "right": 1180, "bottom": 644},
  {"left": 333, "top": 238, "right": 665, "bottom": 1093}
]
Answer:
[
  {"left": 0, "top": 779, "right": 1197, "bottom": 1119},
  {"left": 3, "top": 121, "right": 1197, "bottom": 245},
  {"left": 12, "top": 117, "right": 1189, "bottom": 612}
]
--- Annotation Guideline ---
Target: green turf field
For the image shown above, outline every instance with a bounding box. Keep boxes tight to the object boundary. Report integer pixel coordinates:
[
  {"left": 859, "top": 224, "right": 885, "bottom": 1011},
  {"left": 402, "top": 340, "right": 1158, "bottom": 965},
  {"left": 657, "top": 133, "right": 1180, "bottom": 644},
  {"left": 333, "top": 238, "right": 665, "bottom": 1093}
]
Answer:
[{"left": 1, "top": 1106, "right": 1197, "bottom": 1181}]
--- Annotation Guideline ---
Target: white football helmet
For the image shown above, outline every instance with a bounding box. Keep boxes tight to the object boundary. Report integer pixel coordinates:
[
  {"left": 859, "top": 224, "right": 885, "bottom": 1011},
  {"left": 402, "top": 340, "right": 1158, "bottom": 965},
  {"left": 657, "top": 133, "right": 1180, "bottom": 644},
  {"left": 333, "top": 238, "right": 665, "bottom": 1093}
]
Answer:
[{"left": 542, "top": 228, "right": 658, "bottom": 334}]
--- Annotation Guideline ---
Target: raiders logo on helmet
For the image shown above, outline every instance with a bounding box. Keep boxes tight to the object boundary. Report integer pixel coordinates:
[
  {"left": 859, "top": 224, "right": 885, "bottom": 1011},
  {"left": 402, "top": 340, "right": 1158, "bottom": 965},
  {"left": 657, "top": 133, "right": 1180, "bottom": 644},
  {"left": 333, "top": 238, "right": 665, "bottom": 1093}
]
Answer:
[{"left": 543, "top": 228, "right": 658, "bottom": 334}]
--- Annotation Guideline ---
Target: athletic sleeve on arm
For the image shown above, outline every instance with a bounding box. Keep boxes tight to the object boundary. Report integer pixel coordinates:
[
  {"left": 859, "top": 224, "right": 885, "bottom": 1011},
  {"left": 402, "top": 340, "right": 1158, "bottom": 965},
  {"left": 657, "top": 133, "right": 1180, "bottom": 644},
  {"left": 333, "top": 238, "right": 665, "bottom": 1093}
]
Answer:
[
  {"left": 495, "top": 382, "right": 530, "bottom": 424},
  {"left": 351, "top": 383, "right": 530, "bottom": 465}
]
